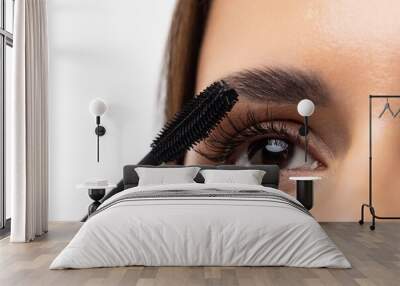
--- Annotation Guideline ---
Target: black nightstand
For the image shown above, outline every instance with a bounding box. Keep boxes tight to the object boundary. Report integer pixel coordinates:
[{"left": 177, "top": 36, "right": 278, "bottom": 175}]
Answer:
[
  {"left": 289, "top": 177, "right": 321, "bottom": 210},
  {"left": 77, "top": 184, "right": 116, "bottom": 218}
]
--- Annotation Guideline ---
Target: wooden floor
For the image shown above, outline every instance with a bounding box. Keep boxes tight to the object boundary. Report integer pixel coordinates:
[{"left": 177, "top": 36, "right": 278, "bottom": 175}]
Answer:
[{"left": 0, "top": 222, "right": 399, "bottom": 286}]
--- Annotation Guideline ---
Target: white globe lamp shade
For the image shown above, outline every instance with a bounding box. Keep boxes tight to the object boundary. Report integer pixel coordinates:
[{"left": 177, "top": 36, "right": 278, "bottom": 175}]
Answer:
[
  {"left": 297, "top": 99, "right": 315, "bottom": 117},
  {"left": 89, "top": 98, "right": 107, "bottom": 117}
]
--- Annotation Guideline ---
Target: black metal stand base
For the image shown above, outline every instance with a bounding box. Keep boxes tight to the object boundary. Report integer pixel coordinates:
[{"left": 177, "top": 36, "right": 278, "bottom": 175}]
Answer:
[
  {"left": 359, "top": 203, "right": 400, "bottom": 231},
  {"left": 296, "top": 181, "right": 313, "bottom": 210}
]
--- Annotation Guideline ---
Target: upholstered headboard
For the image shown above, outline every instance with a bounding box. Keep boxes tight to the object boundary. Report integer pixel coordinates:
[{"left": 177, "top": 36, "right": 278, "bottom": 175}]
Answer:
[{"left": 123, "top": 165, "right": 280, "bottom": 189}]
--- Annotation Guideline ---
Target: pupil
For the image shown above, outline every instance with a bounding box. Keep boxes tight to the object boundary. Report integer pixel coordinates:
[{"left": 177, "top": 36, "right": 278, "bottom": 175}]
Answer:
[{"left": 247, "top": 138, "right": 293, "bottom": 168}]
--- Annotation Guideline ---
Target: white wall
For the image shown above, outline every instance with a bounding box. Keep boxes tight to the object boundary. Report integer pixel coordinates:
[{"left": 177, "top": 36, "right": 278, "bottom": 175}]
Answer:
[{"left": 48, "top": 0, "right": 176, "bottom": 220}]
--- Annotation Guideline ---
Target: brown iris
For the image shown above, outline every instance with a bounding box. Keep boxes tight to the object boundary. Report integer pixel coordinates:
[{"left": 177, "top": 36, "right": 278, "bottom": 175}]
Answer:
[{"left": 247, "top": 138, "right": 294, "bottom": 168}]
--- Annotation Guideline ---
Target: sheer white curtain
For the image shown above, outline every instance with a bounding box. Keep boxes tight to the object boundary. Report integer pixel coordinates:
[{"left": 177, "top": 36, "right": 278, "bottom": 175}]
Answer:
[{"left": 9, "top": 0, "right": 48, "bottom": 242}]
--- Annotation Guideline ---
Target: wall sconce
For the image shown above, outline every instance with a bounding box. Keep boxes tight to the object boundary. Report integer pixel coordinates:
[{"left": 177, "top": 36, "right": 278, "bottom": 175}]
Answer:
[
  {"left": 89, "top": 98, "right": 107, "bottom": 162},
  {"left": 297, "top": 99, "right": 315, "bottom": 163}
]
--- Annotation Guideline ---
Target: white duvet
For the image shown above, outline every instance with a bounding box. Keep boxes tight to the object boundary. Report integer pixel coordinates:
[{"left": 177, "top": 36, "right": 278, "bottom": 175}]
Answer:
[{"left": 50, "top": 183, "right": 350, "bottom": 269}]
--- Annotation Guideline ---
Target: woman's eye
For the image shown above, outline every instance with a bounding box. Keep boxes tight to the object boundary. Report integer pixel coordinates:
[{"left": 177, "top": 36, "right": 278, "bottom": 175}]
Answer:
[
  {"left": 248, "top": 138, "right": 293, "bottom": 168},
  {"left": 235, "top": 137, "right": 320, "bottom": 170}
]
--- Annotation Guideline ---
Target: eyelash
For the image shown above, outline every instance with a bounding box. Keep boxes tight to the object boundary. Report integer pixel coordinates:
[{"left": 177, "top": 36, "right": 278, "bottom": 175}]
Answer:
[{"left": 194, "top": 110, "right": 299, "bottom": 163}]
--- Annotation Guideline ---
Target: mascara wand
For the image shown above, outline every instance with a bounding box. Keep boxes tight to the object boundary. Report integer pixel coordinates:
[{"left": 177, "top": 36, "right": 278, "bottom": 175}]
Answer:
[
  {"left": 139, "top": 80, "right": 238, "bottom": 165},
  {"left": 83, "top": 80, "right": 239, "bottom": 220}
]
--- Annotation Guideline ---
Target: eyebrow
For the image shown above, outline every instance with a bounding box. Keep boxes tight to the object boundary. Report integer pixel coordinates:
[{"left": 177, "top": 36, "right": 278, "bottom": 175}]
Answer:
[{"left": 225, "top": 67, "right": 329, "bottom": 105}]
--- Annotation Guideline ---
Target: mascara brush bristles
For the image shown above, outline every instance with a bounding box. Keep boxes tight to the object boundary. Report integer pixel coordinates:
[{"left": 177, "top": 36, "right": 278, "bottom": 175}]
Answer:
[
  {"left": 151, "top": 81, "right": 223, "bottom": 148},
  {"left": 141, "top": 80, "right": 239, "bottom": 165}
]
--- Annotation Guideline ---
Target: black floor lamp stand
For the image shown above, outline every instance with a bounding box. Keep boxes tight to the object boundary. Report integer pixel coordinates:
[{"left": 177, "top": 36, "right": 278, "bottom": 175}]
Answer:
[{"left": 359, "top": 95, "right": 400, "bottom": 230}]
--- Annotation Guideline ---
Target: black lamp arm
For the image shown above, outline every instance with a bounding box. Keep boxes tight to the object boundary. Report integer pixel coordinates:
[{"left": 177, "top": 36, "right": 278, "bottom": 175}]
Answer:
[
  {"left": 304, "top": 116, "right": 308, "bottom": 162},
  {"left": 94, "top": 116, "right": 106, "bottom": 162}
]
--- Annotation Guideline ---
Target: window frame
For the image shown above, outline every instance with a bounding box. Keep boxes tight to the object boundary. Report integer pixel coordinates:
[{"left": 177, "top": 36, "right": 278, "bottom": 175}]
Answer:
[{"left": 0, "top": 0, "right": 14, "bottom": 233}]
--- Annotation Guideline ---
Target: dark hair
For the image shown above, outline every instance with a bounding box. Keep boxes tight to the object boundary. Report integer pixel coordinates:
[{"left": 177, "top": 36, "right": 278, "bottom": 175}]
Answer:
[{"left": 163, "top": 0, "right": 211, "bottom": 121}]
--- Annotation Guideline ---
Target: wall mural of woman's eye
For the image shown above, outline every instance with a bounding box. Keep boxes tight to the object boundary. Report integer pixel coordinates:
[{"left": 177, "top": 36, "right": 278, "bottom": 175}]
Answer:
[{"left": 235, "top": 137, "right": 321, "bottom": 170}]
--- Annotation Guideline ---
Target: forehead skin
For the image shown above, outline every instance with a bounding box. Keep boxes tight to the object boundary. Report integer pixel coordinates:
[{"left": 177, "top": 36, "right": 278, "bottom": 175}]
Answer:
[
  {"left": 196, "top": 0, "right": 400, "bottom": 98},
  {"left": 194, "top": 0, "right": 400, "bottom": 220}
]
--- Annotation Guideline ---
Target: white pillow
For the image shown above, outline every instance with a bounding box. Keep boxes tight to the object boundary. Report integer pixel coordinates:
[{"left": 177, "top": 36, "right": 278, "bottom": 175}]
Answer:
[
  {"left": 200, "top": 169, "right": 266, "bottom": 185},
  {"left": 135, "top": 167, "right": 200, "bottom": 186}
]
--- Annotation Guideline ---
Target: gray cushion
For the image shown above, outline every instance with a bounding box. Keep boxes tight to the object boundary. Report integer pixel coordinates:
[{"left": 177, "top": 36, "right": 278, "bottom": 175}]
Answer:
[{"left": 216, "top": 165, "right": 280, "bottom": 188}]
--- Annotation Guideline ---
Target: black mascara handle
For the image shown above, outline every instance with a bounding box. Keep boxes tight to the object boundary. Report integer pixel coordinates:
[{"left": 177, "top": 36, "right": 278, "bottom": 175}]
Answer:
[
  {"left": 138, "top": 151, "right": 161, "bottom": 165},
  {"left": 101, "top": 152, "right": 160, "bottom": 205}
]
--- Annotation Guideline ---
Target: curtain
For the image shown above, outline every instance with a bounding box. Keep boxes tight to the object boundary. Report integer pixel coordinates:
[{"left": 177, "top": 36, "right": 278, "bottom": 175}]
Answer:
[{"left": 9, "top": 0, "right": 48, "bottom": 242}]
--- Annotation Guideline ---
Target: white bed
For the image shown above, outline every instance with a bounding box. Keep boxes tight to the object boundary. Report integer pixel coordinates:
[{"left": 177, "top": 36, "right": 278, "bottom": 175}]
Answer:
[{"left": 50, "top": 183, "right": 350, "bottom": 269}]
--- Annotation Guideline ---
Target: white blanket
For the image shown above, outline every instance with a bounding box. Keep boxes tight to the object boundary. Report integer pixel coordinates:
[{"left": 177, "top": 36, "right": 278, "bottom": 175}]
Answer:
[{"left": 50, "top": 183, "right": 350, "bottom": 269}]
